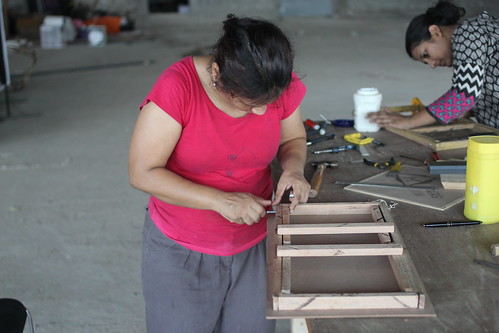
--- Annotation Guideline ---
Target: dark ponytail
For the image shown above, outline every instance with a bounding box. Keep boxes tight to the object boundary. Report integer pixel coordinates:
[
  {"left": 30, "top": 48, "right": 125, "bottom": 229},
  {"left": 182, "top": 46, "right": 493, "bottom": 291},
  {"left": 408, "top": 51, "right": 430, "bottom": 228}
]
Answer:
[
  {"left": 405, "top": 1, "right": 465, "bottom": 57},
  {"left": 211, "top": 14, "right": 294, "bottom": 105}
]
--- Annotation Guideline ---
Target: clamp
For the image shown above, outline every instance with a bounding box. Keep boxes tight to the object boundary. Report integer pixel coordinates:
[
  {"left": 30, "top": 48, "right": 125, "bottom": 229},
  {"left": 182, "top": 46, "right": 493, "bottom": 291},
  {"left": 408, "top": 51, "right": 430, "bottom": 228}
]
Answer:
[
  {"left": 344, "top": 132, "right": 384, "bottom": 146},
  {"left": 344, "top": 132, "right": 373, "bottom": 145}
]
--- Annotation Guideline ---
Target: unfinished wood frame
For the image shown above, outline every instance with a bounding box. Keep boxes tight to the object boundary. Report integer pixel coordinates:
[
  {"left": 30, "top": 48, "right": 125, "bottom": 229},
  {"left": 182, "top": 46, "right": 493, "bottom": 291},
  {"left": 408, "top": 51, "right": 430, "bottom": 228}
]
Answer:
[
  {"left": 385, "top": 120, "right": 499, "bottom": 151},
  {"left": 266, "top": 202, "right": 435, "bottom": 319}
]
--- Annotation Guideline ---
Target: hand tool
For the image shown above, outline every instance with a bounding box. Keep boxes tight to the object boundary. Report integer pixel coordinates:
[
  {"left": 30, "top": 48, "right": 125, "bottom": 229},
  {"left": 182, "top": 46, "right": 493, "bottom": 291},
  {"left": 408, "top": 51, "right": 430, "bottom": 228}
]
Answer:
[
  {"left": 424, "top": 151, "right": 442, "bottom": 166},
  {"left": 304, "top": 119, "right": 320, "bottom": 130},
  {"left": 306, "top": 133, "right": 335, "bottom": 146},
  {"left": 319, "top": 114, "right": 332, "bottom": 135},
  {"left": 363, "top": 157, "right": 396, "bottom": 169},
  {"left": 312, "top": 144, "right": 356, "bottom": 155},
  {"left": 344, "top": 133, "right": 384, "bottom": 156},
  {"left": 344, "top": 132, "right": 373, "bottom": 145},
  {"left": 344, "top": 132, "right": 385, "bottom": 146},
  {"left": 309, "top": 161, "right": 339, "bottom": 198},
  {"left": 335, "top": 180, "right": 436, "bottom": 191}
]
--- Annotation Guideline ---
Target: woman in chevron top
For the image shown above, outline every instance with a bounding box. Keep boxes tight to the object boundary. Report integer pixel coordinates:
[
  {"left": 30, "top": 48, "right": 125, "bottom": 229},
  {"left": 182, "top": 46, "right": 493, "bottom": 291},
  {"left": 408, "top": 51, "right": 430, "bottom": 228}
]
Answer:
[{"left": 367, "top": 1, "right": 499, "bottom": 129}]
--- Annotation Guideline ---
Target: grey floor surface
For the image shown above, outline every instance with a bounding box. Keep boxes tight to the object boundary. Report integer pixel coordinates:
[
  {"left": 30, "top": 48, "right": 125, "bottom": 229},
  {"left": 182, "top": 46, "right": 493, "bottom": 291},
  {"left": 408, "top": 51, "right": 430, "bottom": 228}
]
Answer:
[{"left": 0, "top": 13, "right": 453, "bottom": 333}]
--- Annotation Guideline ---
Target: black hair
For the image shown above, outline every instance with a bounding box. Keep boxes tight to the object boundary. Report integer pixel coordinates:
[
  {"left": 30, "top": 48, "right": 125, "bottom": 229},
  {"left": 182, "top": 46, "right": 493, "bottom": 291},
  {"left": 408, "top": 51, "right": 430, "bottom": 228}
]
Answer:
[
  {"left": 405, "top": 1, "right": 465, "bottom": 57},
  {"left": 211, "top": 14, "right": 294, "bottom": 105}
]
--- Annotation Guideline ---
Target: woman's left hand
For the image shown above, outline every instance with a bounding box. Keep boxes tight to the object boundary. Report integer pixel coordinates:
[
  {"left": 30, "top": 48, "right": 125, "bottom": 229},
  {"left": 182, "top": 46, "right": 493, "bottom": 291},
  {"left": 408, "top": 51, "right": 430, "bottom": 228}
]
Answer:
[
  {"left": 367, "top": 107, "right": 413, "bottom": 129},
  {"left": 272, "top": 170, "right": 310, "bottom": 213}
]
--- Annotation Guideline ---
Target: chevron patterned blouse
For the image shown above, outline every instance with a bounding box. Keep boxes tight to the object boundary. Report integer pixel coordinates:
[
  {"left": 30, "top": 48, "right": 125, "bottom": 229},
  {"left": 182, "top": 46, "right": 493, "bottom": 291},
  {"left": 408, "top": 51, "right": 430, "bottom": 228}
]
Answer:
[{"left": 427, "top": 11, "right": 499, "bottom": 128}]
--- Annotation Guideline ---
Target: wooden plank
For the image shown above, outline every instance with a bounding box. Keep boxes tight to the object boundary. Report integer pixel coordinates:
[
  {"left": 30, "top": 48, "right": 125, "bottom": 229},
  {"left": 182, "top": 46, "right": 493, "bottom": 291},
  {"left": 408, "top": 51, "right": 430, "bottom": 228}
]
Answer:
[
  {"left": 386, "top": 104, "right": 425, "bottom": 113},
  {"left": 385, "top": 120, "right": 499, "bottom": 151},
  {"left": 275, "top": 292, "right": 421, "bottom": 310},
  {"left": 277, "top": 244, "right": 403, "bottom": 257},
  {"left": 277, "top": 223, "right": 394, "bottom": 235}
]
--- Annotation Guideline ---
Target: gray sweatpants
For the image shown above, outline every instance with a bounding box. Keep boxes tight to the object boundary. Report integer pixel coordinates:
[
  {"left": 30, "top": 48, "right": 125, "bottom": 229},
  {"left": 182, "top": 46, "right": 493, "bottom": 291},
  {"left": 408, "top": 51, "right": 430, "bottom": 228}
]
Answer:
[{"left": 142, "top": 212, "right": 276, "bottom": 333}]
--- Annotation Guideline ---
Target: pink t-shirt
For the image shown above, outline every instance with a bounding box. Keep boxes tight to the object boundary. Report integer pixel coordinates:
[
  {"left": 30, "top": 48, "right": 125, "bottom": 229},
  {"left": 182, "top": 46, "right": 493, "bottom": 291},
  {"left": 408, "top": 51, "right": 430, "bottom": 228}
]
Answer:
[{"left": 140, "top": 56, "right": 306, "bottom": 256}]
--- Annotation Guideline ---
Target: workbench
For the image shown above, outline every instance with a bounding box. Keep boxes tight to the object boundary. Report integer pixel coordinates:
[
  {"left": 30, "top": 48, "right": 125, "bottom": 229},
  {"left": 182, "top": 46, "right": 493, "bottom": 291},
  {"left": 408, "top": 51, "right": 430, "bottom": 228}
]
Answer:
[{"left": 271, "top": 125, "right": 499, "bottom": 333}]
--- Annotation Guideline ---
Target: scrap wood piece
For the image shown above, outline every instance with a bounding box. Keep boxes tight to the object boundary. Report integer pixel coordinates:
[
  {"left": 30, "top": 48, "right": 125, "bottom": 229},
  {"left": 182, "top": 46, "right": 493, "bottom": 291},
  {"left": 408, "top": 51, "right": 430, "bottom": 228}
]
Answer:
[
  {"left": 491, "top": 244, "right": 499, "bottom": 256},
  {"left": 277, "top": 222, "right": 394, "bottom": 235},
  {"left": 277, "top": 243, "right": 403, "bottom": 257},
  {"left": 274, "top": 292, "right": 422, "bottom": 311}
]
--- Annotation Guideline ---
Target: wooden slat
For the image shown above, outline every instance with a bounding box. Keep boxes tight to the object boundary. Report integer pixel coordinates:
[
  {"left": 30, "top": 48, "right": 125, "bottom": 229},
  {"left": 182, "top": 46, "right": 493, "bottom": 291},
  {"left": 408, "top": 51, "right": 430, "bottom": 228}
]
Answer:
[
  {"left": 281, "top": 257, "right": 291, "bottom": 294},
  {"left": 385, "top": 224, "right": 429, "bottom": 306},
  {"left": 275, "top": 292, "right": 421, "bottom": 310},
  {"left": 277, "top": 244, "right": 403, "bottom": 257},
  {"left": 266, "top": 205, "right": 283, "bottom": 314},
  {"left": 291, "top": 202, "right": 378, "bottom": 215},
  {"left": 277, "top": 223, "right": 394, "bottom": 235},
  {"left": 376, "top": 204, "right": 394, "bottom": 244}
]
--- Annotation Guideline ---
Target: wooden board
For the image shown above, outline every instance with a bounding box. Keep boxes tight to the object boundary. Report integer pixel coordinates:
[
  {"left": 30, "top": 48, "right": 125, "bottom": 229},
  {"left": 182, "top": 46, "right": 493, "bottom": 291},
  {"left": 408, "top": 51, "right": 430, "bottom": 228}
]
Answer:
[
  {"left": 266, "top": 202, "right": 435, "bottom": 319},
  {"left": 343, "top": 165, "right": 464, "bottom": 211},
  {"left": 385, "top": 119, "right": 499, "bottom": 151}
]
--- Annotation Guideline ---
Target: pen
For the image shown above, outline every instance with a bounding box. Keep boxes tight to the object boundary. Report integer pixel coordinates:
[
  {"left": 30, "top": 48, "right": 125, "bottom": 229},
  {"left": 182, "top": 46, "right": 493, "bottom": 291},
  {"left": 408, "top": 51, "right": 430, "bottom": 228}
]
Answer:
[
  {"left": 474, "top": 259, "right": 499, "bottom": 271},
  {"left": 423, "top": 221, "right": 482, "bottom": 227}
]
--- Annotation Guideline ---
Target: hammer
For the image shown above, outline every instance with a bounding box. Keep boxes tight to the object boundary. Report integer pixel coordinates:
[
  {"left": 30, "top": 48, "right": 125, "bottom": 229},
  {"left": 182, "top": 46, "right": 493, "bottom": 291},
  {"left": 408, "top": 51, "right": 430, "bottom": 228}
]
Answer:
[{"left": 309, "top": 161, "right": 338, "bottom": 198}]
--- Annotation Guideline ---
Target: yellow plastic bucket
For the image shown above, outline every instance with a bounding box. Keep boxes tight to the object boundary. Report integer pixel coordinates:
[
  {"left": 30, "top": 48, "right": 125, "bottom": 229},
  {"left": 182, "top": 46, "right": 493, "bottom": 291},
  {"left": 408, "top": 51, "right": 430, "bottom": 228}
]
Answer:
[{"left": 464, "top": 135, "right": 499, "bottom": 224}]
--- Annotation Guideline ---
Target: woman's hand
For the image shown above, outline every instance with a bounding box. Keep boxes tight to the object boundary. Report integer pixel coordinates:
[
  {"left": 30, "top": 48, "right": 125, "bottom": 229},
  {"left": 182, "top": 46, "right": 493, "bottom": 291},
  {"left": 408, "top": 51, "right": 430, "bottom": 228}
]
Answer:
[
  {"left": 272, "top": 170, "right": 310, "bottom": 213},
  {"left": 366, "top": 107, "right": 413, "bottom": 129},
  {"left": 215, "top": 192, "right": 271, "bottom": 225}
]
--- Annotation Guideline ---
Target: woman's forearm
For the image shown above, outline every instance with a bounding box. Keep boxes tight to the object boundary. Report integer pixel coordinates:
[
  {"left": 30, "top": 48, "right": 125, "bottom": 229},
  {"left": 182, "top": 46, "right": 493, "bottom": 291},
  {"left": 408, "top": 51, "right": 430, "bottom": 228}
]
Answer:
[
  {"left": 277, "top": 137, "right": 307, "bottom": 175},
  {"left": 129, "top": 167, "right": 225, "bottom": 212}
]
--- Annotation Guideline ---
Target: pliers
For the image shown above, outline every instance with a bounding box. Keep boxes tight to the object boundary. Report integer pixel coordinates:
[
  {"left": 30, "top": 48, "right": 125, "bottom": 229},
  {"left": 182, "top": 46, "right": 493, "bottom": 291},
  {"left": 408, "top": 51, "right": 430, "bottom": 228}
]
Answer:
[{"left": 363, "top": 157, "right": 396, "bottom": 169}]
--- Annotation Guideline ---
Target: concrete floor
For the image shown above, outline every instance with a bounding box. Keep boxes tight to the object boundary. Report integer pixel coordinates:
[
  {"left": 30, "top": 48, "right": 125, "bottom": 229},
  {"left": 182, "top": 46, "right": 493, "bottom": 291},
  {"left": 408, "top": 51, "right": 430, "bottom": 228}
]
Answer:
[{"left": 0, "top": 13, "right": 452, "bottom": 333}]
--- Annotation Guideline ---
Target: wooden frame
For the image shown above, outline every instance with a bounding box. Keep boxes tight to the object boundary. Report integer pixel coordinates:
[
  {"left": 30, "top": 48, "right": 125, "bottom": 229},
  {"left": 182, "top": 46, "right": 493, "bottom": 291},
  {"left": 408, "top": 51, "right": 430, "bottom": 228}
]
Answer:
[
  {"left": 266, "top": 202, "right": 435, "bottom": 319},
  {"left": 385, "top": 120, "right": 499, "bottom": 151}
]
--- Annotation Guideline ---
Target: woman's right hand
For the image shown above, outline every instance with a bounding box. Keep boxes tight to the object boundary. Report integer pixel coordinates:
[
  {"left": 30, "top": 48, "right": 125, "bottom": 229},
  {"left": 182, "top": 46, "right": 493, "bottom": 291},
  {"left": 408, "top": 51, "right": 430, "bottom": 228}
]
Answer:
[
  {"left": 215, "top": 192, "right": 272, "bottom": 225},
  {"left": 367, "top": 106, "right": 437, "bottom": 130}
]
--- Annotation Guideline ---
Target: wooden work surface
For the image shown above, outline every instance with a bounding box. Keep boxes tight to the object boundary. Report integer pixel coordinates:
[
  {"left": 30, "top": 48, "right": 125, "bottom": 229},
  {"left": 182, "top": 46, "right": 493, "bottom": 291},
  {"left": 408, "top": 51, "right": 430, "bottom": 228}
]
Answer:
[{"left": 272, "top": 125, "right": 499, "bottom": 332}]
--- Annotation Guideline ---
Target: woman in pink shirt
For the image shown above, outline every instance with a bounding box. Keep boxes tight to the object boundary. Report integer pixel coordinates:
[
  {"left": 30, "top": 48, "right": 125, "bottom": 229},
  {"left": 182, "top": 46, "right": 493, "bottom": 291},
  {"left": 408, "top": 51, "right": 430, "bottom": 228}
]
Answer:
[{"left": 129, "top": 14, "right": 310, "bottom": 333}]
